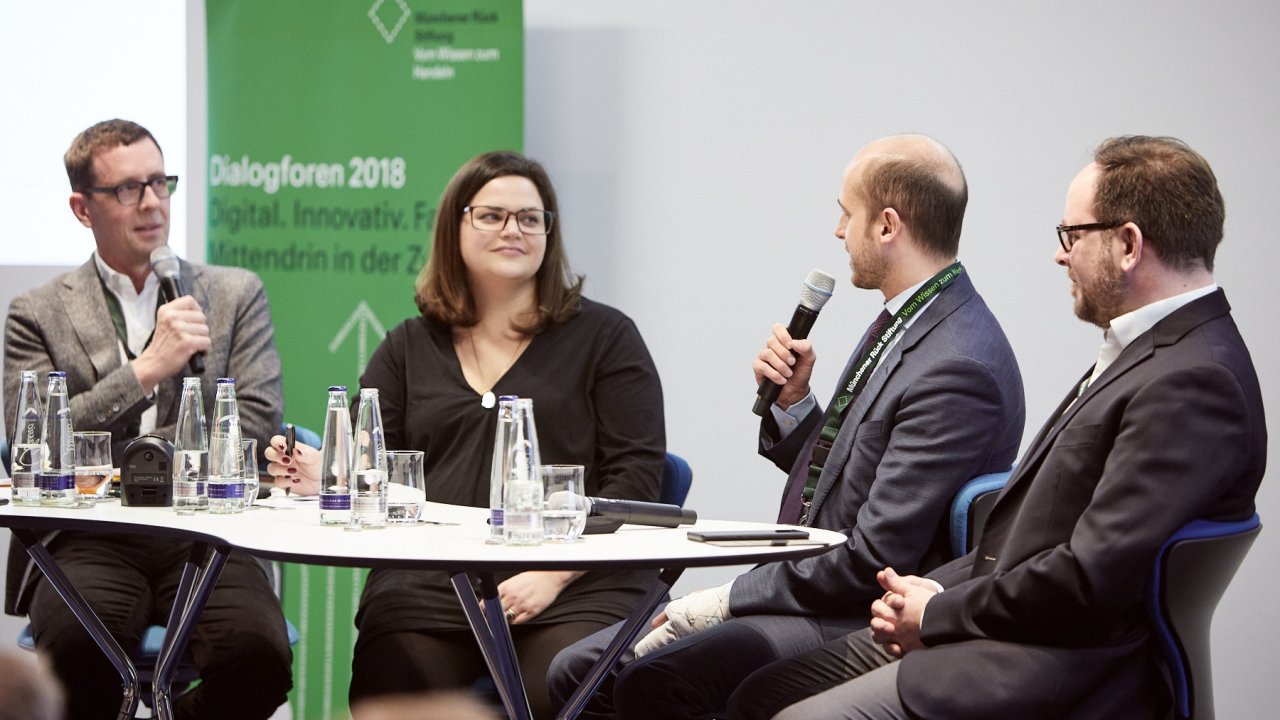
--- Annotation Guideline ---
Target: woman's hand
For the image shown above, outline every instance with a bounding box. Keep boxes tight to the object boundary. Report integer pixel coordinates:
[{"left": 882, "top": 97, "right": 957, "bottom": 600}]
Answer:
[
  {"left": 491, "top": 571, "right": 585, "bottom": 624},
  {"left": 263, "top": 434, "right": 322, "bottom": 495}
]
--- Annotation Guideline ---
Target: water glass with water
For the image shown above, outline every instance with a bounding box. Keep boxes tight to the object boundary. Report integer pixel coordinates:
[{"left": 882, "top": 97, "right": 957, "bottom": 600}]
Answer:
[
  {"left": 73, "top": 431, "right": 113, "bottom": 506},
  {"left": 386, "top": 450, "right": 425, "bottom": 524},
  {"left": 241, "top": 438, "right": 259, "bottom": 508},
  {"left": 541, "top": 464, "right": 587, "bottom": 542}
]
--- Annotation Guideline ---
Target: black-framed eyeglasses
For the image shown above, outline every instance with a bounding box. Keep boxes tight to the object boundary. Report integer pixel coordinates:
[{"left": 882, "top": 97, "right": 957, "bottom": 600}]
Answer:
[
  {"left": 463, "top": 205, "right": 554, "bottom": 235},
  {"left": 83, "top": 175, "right": 179, "bottom": 207},
  {"left": 1056, "top": 221, "right": 1122, "bottom": 252}
]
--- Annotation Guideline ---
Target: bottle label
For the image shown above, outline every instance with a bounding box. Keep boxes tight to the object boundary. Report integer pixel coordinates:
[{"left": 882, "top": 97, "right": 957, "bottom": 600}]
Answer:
[
  {"left": 208, "top": 482, "right": 245, "bottom": 499},
  {"left": 37, "top": 472, "right": 74, "bottom": 491},
  {"left": 490, "top": 508, "right": 504, "bottom": 528},
  {"left": 321, "top": 495, "right": 352, "bottom": 510}
]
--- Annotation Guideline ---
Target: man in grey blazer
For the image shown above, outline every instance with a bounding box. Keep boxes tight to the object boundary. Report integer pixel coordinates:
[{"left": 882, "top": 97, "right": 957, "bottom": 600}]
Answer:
[
  {"left": 728, "top": 136, "right": 1266, "bottom": 720},
  {"left": 3, "top": 119, "right": 292, "bottom": 719},
  {"left": 548, "top": 135, "right": 1025, "bottom": 719}
]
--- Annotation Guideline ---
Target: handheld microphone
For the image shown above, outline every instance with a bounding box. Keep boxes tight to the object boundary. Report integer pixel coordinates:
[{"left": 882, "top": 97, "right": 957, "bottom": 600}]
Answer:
[
  {"left": 752, "top": 269, "right": 835, "bottom": 416},
  {"left": 149, "top": 246, "right": 205, "bottom": 374},
  {"left": 549, "top": 492, "right": 697, "bottom": 528}
]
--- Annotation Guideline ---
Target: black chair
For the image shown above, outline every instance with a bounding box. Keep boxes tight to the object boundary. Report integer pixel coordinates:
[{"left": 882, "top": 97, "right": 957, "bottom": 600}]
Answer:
[
  {"left": 948, "top": 468, "right": 1012, "bottom": 558},
  {"left": 1147, "top": 513, "right": 1261, "bottom": 720}
]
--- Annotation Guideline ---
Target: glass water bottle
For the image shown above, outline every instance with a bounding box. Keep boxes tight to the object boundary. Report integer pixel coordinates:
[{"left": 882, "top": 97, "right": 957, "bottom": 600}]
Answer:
[
  {"left": 207, "top": 378, "right": 245, "bottom": 513},
  {"left": 487, "top": 395, "right": 519, "bottom": 544},
  {"left": 502, "top": 398, "right": 543, "bottom": 546},
  {"left": 173, "top": 377, "right": 209, "bottom": 514},
  {"left": 319, "top": 386, "right": 353, "bottom": 526},
  {"left": 352, "top": 388, "right": 388, "bottom": 528},
  {"left": 38, "top": 372, "right": 75, "bottom": 507},
  {"left": 10, "top": 370, "right": 43, "bottom": 506}
]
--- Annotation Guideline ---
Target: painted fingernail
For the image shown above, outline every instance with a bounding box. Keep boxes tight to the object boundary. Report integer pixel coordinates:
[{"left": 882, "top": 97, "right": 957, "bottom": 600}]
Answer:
[
  {"left": 292, "top": 477, "right": 301, "bottom": 484},
  {"left": 287, "top": 467, "right": 297, "bottom": 474}
]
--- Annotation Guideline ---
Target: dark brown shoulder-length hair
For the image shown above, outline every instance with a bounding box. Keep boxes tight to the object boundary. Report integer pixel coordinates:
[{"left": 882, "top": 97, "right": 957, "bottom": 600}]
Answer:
[{"left": 415, "top": 151, "right": 583, "bottom": 333}]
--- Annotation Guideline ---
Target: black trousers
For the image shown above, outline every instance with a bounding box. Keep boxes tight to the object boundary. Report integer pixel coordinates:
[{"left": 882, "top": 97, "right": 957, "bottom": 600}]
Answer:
[
  {"left": 27, "top": 532, "right": 293, "bottom": 720},
  {"left": 350, "top": 620, "right": 611, "bottom": 720}
]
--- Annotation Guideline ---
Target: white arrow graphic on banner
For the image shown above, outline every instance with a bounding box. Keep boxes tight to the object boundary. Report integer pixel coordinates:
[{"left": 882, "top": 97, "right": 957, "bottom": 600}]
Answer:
[{"left": 329, "top": 301, "right": 386, "bottom": 375}]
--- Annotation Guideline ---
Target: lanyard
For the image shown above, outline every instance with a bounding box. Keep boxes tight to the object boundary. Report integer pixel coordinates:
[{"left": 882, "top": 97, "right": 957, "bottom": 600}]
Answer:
[
  {"left": 800, "top": 261, "right": 964, "bottom": 524},
  {"left": 96, "top": 269, "right": 159, "bottom": 361}
]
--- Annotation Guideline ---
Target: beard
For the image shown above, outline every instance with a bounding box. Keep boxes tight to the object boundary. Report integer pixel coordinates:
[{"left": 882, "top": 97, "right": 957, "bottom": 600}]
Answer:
[
  {"left": 849, "top": 233, "right": 888, "bottom": 291},
  {"left": 1072, "top": 247, "right": 1127, "bottom": 328}
]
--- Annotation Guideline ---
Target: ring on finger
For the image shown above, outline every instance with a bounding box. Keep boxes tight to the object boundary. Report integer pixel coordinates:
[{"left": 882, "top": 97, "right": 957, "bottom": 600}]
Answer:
[{"left": 505, "top": 607, "right": 516, "bottom": 622}]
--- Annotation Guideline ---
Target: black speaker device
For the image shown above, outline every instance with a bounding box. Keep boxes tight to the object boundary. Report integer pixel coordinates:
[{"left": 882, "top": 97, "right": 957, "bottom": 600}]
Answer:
[{"left": 120, "top": 434, "right": 175, "bottom": 507}]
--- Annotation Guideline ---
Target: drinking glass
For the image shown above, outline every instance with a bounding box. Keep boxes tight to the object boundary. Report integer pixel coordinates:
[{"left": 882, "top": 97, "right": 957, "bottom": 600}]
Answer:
[
  {"left": 541, "top": 464, "right": 587, "bottom": 542},
  {"left": 241, "top": 438, "right": 259, "bottom": 508},
  {"left": 73, "top": 431, "right": 113, "bottom": 506},
  {"left": 386, "top": 450, "right": 425, "bottom": 524}
]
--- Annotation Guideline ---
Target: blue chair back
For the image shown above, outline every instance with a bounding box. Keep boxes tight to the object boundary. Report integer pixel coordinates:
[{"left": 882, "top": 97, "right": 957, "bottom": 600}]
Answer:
[
  {"left": 949, "top": 469, "right": 1012, "bottom": 558},
  {"left": 1, "top": 434, "right": 9, "bottom": 476},
  {"left": 660, "top": 453, "right": 693, "bottom": 506},
  {"left": 1147, "top": 514, "right": 1261, "bottom": 720}
]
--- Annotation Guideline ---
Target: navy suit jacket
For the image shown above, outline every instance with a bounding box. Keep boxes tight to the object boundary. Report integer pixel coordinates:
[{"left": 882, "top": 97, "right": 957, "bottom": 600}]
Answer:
[
  {"left": 902, "top": 289, "right": 1266, "bottom": 719},
  {"left": 731, "top": 272, "right": 1025, "bottom": 621}
]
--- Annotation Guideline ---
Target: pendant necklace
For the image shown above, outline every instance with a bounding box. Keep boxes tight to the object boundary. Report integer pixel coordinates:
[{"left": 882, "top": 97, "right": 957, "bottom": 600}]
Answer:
[{"left": 470, "top": 330, "right": 528, "bottom": 409}]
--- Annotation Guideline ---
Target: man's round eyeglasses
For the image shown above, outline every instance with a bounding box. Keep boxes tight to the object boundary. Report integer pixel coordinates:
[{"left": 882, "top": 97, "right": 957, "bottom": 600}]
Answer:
[
  {"left": 84, "top": 176, "right": 179, "bottom": 207},
  {"left": 463, "top": 205, "right": 554, "bottom": 236},
  {"left": 1056, "top": 221, "right": 1122, "bottom": 253}
]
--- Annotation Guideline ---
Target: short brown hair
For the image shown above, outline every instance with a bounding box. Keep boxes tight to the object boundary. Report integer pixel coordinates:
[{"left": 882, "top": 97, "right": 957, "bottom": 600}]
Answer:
[
  {"left": 414, "top": 151, "right": 582, "bottom": 332},
  {"left": 857, "top": 144, "right": 968, "bottom": 258},
  {"left": 1092, "top": 136, "right": 1224, "bottom": 272},
  {"left": 64, "top": 119, "right": 161, "bottom": 191}
]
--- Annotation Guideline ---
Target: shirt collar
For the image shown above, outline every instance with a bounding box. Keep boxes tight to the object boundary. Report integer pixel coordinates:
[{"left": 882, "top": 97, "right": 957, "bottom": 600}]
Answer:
[
  {"left": 93, "top": 251, "right": 159, "bottom": 300},
  {"left": 1105, "top": 283, "right": 1219, "bottom": 350},
  {"left": 884, "top": 276, "right": 930, "bottom": 315}
]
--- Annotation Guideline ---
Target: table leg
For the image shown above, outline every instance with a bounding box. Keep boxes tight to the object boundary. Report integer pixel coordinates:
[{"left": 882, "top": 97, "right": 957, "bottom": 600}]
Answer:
[
  {"left": 152, "top": 542, "right": 231, "bottom": 720},
  {"left": 450, "top": 572, "right": 533, "bottom": 720},
  {"left": 11, "top": 528, "right": 141, "bottom": 720},
  {"left": 556, "top": 566, "right": 685, "bottom": 720}
]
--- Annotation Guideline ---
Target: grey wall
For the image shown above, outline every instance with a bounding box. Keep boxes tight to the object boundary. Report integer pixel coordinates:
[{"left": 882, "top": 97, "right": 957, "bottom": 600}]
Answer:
[
  {"left": 1, "top": 1, "right": 1275, "bottom": 714},
  {"left": 519, "top": 1, "right": 1278, "bottom": 715}
]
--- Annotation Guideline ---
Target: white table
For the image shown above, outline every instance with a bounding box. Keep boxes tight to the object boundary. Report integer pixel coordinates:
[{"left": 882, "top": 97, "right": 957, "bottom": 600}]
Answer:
[{"left": 0, "top": 498, "right": 846, "bottom": 719}]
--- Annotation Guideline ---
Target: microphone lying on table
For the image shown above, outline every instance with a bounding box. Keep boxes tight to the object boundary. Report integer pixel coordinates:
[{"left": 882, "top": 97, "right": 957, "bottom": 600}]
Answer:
[{"left": 548, "top": 492, "right": 697, "bottom": 533}]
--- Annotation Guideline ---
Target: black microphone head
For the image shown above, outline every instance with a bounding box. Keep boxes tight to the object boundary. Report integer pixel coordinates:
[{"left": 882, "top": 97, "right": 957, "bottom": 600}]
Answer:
[
  {"left": 150, "top": 246, "right": 181, "bottom": 280},
  {"left": 799, "top": 270, "right": 835, "bottom": 312}
]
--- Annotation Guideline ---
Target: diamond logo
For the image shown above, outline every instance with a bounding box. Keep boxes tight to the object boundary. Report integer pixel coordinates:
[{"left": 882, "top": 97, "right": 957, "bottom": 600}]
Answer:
[{"left": 368, "top": 0, "right": 411, "bottom": 44}]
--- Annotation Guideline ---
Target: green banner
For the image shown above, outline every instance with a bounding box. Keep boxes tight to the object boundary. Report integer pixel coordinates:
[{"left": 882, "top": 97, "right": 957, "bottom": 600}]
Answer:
[{"left": 206, "top": 2, "right": 523, "bottom": 716}]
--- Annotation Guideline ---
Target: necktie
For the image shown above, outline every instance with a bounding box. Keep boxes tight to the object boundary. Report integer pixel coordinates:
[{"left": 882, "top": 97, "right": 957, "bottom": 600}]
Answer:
[{"left": 778, "top": 308, "right": 893, "bottom": 524}]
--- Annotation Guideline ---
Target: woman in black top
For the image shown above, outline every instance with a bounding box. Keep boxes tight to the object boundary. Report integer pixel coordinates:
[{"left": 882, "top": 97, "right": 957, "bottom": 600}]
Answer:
[{"left": 266, "top": 151, "right": 665, "bottom": 718}]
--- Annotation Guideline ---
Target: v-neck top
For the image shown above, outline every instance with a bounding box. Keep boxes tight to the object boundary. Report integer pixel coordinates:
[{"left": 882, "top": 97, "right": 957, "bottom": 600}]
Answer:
[{"left": 355, "top": 297, "right": 667, "bottom": 631}]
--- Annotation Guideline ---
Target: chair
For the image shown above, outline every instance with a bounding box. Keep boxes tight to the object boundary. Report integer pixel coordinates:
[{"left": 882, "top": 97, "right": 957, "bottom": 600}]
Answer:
[
  {"left": 1, "top": 434, "right": 9, "bottom": 475},
  {"left": 948, "top": 469, "right": 1012, "bottom": 558},
  {"left": 1147, "top": 513, "right": 1261, "bottom": 720},
  {"left": 660, "top": 452, "right": 693, "bottom": 506}
]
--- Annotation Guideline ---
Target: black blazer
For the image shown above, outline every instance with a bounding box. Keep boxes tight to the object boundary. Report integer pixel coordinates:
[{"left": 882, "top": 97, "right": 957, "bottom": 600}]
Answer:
[{"left": 900, "top": 290, "right": 1266, "bottom": 720}]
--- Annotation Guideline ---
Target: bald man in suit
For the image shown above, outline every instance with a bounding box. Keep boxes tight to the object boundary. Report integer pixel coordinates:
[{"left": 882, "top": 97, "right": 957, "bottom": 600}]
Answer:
[{"left": 549, "top": 135, "right": 1025, "bottom": 719}]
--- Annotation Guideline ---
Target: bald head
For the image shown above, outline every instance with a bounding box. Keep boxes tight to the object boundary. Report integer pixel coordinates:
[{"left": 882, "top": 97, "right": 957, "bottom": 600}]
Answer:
[{"left": 846, "top": 134, "right": 968, "bottom": 257}]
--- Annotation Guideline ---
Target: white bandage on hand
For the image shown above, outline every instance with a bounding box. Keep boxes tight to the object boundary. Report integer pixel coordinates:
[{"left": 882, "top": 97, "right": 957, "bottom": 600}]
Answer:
[{"left": 634, "top": 581, "right": 733, "bottom": 657}]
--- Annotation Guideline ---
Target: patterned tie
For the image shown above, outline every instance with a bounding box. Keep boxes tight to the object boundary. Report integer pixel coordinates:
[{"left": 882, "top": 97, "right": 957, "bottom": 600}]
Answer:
[{"left": 778, "top": 308, "right": 893, "bottom": 524}]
